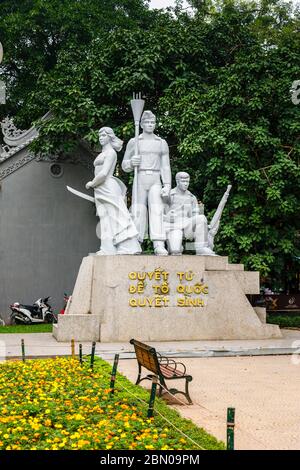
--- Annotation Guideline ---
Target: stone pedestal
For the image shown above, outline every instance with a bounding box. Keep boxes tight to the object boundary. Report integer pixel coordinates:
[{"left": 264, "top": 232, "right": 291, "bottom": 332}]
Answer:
[{"left": 53, "top": 255, "right": 281, "bottom": 342}]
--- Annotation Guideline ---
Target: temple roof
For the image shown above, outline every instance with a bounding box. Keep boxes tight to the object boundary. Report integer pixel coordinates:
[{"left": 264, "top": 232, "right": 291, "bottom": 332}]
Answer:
[{"left": 0, "top": 112, "right": 51, "bottom": 163}]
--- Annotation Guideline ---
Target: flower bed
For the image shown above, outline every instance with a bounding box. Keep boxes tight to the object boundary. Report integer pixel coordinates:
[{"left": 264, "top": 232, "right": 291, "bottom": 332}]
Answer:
[{"left": 0, "top": 357, "right": 224, "bottom": 450}]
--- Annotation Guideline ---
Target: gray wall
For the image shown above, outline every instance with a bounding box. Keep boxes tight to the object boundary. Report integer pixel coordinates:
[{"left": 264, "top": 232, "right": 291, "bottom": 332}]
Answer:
[{"left": 0, "top": 157, "right": 99, "bottom": 322}]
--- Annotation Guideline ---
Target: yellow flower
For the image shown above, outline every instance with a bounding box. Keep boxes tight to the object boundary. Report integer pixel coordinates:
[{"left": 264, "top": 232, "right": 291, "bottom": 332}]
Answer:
[
  {"left": 30, "top": 423, "right": 41, "bottom": 431},
  {"left": 77, "top": 440, "right": 90, "bottom": 448}
]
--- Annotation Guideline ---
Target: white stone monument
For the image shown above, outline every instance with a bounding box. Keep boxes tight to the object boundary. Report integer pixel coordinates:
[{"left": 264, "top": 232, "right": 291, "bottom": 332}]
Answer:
[
  {"left": 122, "top": 109, "right": 171, "bottom": 255},
  {"left": 53, "top": 254, "right": 281, "bottom": 341},
  {"left": 165, "top": 171, "right": 218, "bottom": 255},
  {"left": 53, "top": 97, "right": 282, "bottom": 342}
]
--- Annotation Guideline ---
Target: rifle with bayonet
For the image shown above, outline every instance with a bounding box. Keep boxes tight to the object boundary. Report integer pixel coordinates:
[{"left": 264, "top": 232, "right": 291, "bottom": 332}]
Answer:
[{"left": 208, "top": 184, "right": 232, "bottom": 250}]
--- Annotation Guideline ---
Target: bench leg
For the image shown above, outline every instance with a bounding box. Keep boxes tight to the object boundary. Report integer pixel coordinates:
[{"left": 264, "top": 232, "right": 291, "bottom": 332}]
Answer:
[
  {"left": 167, "top": 388, "right": 193, "bottom": 405},
  {"left": 135, "top": 363, "right": 142, "bottom": 385},
  {"left": 165, "top": 379, "right": 193, "bottom": 404},
  {"left": 185, "top": 379, "right": 193, "bottom": 405}
]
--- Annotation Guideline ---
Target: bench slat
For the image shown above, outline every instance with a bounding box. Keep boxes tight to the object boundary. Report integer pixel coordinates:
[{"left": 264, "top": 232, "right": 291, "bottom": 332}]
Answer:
[{"left": 160, "top": 365, "right": 185, "bottom": 378}]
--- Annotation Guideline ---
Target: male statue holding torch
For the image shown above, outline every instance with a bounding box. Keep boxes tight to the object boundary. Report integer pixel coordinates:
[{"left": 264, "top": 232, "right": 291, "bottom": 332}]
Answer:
[{"left": 122, "top": 111, "right": 171, "bottom": 255}]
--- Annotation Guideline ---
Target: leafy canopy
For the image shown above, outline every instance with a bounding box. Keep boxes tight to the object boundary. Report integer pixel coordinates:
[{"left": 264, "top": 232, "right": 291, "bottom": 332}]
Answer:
[
  {"left": 0, "top": 0, "right": 151, "bottom": 124},
  {"left": 1, "top": 0, "right": 299, "bottom": 287}
]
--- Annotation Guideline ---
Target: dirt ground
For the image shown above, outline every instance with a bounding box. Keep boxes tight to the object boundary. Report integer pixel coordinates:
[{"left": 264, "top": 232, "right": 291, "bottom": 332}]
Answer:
[{"left": 117, "top": 355, "right": 300, "bottom": 450}]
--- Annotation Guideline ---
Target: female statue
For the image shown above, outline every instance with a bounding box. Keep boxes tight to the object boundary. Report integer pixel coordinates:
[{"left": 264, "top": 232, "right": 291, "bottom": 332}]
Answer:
[{"left": 86, "top": 127, "right": 141, "bottom": 255}]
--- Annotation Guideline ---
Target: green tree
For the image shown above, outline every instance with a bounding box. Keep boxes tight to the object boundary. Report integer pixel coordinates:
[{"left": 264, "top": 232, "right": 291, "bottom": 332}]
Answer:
[
  {"left": 0, "top": 0, "right": 151, "bottom": 126},
  {"left": 160, "top": 0, "right": 300, "bottom": 284},
  {"left": 1, "top": 0, "right": 299, "bottom": 287}
]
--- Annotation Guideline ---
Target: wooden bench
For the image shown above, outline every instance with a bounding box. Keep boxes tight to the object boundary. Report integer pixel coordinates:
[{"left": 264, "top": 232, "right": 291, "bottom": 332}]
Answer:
[{"left": 130, "top": 339, "right": 193, "bottom": 404}]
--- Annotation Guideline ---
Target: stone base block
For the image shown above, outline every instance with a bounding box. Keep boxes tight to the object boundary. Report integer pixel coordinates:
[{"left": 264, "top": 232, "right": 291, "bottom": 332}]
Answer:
[
  {"left": 53, "top": 314, "right": 101, "bottom": 342},
  {"left": 54, "top": 255, "right": 282, "bottom": 342},
  {"left": 254, "top": 307, "right": 267, "bottom": 323},
  {"left": 227, "top": 263, "right": 244, "bottom": 271}
]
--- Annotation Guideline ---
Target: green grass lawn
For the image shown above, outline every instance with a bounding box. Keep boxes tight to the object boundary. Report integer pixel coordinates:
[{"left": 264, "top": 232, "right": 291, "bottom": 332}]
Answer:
[
  {"left": 0, "top": 356, "right": 224, "bottom": 450},
  {"left": 0, "top": 324, "right": 53, "bottom": 334}
]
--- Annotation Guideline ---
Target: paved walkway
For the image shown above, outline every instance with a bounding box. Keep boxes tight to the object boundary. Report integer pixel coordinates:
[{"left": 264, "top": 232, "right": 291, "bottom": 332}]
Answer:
[
  {"left": 1, "top": 329, "right": 300, "bottom": 358},
  {"left": 0, "top": 333, "right": 93, "bottom": 358},
  {"left": 117, "top": 355, "right": 300, "bottom": 450}
]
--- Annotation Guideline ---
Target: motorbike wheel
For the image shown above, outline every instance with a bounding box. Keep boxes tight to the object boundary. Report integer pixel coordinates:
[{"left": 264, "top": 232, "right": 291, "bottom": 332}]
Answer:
[
  {"left": 11, "top": 313, "right": 30, "bottom": 325},
  {"left": 45, "top": 313, "right": 55, "bottom": 324},
  {"left": 10, "top": 317, "right": 26, "bottom": 325}
]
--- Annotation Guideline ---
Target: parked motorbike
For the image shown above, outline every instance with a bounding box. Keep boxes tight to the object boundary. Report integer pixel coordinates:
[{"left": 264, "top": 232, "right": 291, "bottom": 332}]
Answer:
[{"left": 9, "top": 297, "right": 57, "bottom": 325}]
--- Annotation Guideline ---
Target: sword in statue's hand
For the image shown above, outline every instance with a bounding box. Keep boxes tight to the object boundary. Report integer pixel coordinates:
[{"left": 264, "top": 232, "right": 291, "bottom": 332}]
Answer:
[{"left": 66, "top": 185, "right": 95, "bottom": 203}]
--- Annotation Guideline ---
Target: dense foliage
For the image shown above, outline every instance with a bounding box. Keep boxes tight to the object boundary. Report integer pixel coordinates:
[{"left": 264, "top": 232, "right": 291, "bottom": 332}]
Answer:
[
  {"left": 0, "top": 0, "right": 151, "bottom": 124},
  {"left": 0, "top": 0, "right": 299, "bottom": 286},
  {"left": 267, "top": 314, "right": 300, "bottom": 328}
]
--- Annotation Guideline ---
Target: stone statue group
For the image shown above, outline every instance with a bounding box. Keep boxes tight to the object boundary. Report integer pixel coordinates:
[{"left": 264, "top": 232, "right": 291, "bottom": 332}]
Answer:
[{"left": 69, "top": 99, "right": 231, "bottom": 256}]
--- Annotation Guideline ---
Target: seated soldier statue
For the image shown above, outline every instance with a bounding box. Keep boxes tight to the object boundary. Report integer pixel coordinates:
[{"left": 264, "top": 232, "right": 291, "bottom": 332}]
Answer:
[{"left": 164, "top": 172, "right": 215, "bottom": 256}]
